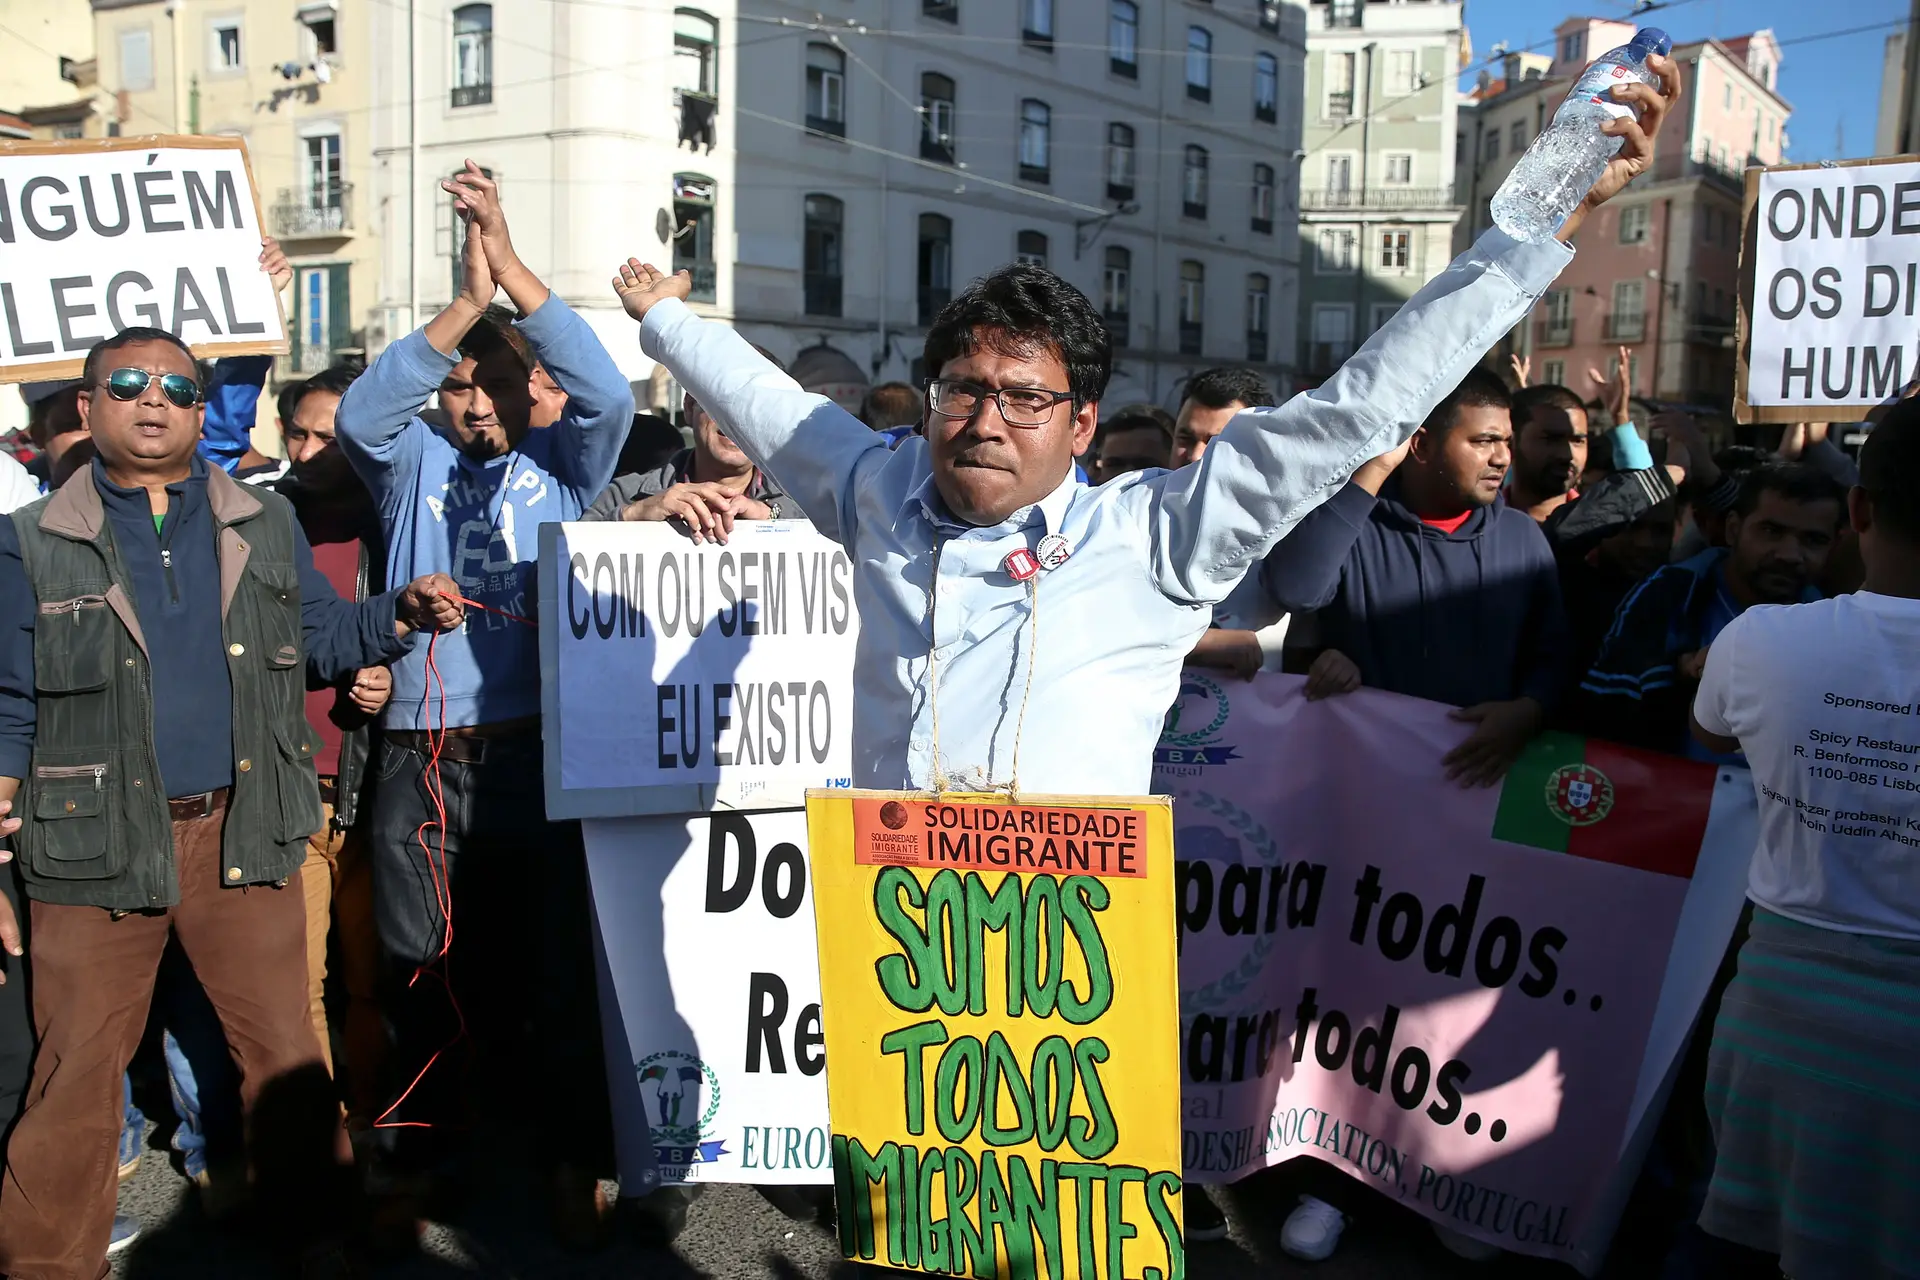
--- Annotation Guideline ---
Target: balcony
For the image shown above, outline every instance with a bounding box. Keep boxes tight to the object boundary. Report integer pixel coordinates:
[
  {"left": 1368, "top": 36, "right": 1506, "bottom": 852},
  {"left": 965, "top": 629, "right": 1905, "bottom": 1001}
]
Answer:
[
  {"left": 1103, "top": 310, "right": 1129, "bottom": 348},
  {"left": 1019, "top": 163, "right": 1050, "bottom": 185},
  {"left": 1178, "top": 321, "right": 1203, "bottom": 356},
  {"left": 1603, "top": 311, "right": 1646, "bottom": 342},
  {"left": 679, "top": 260, "right": 716, "bottom": 303},
  {"left": 1326, "top": 91, "right": 1353, "bottom": 120},
  {"left": 1107, "top": 179, "right": 1134, "bottom": 202},
  {"left": 1301, "top": 186, "right": 1458, "bottom": 212},
  {"left": 1255, "top": 100, "right": 1277, "bottom": 125},
  {"left": 1022, "top": 28, "right": 1053, "bottom": 51},
  {"left": 272, "top": 183, "right": 352, "bottom": 238},
  {"left": 1251, "top": 214, "right": 1273, "bottom": 235},
  {"left": 1183, "top": 199, "right": 1207, "bottom": 220},
  {"left": 1324, "top": 1, "right": 1362, "bottom": 29},
  {"left": 450, "top": 81, "right": 491, "bottom": 109},
  {"left": 805, "top": 114, "right": 846, "bottom": 140},
  {"left": 1246, "top": 330, "right": 1269, "bottom": 363},
  {"left": 1110, "top": 56, "right": 1137, "bottom": 79},
  {"left": 923, "top": 0, "right": 957, "bottom": 21},
  {"left": 803, "top": 273, "right": 842, "bottom": 318},
  {"left": 1533, "top": 318, "right": 1573, "bottom": 348}
]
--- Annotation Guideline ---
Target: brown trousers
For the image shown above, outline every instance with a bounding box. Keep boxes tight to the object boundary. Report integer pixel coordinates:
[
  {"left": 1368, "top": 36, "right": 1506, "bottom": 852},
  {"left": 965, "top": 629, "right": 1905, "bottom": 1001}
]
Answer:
[
  {"left": 0, "top": 794, "right": 331, "bottom": 1280},
  {"left": 303, "top": 800, "right": 385, "bottom": 1121}
]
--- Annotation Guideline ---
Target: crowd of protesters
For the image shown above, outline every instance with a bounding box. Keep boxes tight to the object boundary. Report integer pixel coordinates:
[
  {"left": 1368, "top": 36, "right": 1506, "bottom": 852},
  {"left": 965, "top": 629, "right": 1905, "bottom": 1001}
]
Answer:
[{"left": 0, "top": 119, "right": 1910, "bottom": 1280}]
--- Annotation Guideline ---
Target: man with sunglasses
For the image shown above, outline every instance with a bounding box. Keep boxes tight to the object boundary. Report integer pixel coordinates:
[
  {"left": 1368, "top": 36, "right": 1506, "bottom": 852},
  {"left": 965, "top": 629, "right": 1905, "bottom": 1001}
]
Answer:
[{"left": 0, "top": 323, "right": 466, "bottom": 1278}]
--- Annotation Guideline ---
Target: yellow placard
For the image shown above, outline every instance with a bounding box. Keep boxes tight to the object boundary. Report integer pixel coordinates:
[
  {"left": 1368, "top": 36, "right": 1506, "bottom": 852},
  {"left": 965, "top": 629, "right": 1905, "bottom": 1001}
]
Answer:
[{"left": 806, "top": 789, "right": 1185, "bottom": 1280}]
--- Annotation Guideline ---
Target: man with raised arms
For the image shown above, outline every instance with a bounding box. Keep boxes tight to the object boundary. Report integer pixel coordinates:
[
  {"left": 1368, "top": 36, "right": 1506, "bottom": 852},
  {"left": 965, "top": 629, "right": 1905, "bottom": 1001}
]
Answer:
[{"left": 605, "top": 58, "right": 1677, "bottom": 803}]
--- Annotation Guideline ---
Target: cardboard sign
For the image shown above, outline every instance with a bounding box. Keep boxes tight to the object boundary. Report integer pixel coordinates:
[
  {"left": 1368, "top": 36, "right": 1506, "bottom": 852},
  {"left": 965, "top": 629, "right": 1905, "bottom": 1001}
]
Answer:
[
  {"left": 1738, "top": 154, "right": 1920, "bottom": 422},
  {"left": 0, "top": 136, "right": 287, "bottom": 381},
  {"left": 807, "top": 790, "right": 1185, "bottom": 1280},
  {"left": 540, "top": 520, "right": 858, "bottom": 818}
]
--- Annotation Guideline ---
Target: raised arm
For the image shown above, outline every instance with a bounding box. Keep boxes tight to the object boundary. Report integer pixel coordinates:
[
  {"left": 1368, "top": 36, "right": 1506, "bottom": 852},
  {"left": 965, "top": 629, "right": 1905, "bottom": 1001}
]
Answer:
[{"left": 615, "top": 261, "right": 886, "bottom": 545}]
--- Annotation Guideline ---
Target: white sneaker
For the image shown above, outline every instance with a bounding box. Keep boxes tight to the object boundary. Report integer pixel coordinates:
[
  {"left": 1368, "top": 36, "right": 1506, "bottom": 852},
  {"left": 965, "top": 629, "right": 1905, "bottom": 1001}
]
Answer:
[
  {"left": 1432, "top": 1223, "right": 1502, "bottom": 1261},
  {"left": 1279, "top": 1195, "right": 1346, "bottom": 1262}
]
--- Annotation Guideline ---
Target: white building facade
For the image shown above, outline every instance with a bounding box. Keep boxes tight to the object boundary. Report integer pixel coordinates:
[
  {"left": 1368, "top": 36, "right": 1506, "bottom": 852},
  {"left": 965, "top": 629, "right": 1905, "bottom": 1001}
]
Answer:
[{"left": 367, "top": 0, "right": 1309, "bottom": 413}]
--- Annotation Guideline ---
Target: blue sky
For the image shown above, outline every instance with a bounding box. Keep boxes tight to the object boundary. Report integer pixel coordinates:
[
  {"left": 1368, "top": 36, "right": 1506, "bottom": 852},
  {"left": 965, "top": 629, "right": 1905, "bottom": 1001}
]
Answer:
[{"left": 1457, "top": 0, "right": 1911, "bottom": 161}]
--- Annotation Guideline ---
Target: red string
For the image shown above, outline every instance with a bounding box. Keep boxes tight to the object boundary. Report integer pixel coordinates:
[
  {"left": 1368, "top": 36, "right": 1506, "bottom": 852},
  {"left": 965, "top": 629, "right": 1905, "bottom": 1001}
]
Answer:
[{"left": 372, "top": 595, "right": 535, "bottom": 1132}]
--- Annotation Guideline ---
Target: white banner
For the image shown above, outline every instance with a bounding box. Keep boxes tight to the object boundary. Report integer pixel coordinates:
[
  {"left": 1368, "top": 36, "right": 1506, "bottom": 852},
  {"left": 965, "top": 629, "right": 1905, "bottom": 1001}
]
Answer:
[
  {"left": 1747, "top": 158, "right": 1920, "bottom": 409},
  {"left": 587, "top": 810, "right": 832, "bottom": 1189},
  {"left": 0, "top": 136, "right": 287, "bottom": 381},
  {"left": 549, "top": 521, "right": 857, "bottom": 812}
]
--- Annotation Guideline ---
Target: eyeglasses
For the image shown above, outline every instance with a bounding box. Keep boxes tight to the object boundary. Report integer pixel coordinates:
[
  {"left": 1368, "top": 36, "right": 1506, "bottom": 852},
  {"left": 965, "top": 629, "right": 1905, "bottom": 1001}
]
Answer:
[
  {"left": 101, "top": 368, "right": 201, "bottom": 409},
  {"left": 925, "top": 379, "right": 1073, "bottom": 428}
]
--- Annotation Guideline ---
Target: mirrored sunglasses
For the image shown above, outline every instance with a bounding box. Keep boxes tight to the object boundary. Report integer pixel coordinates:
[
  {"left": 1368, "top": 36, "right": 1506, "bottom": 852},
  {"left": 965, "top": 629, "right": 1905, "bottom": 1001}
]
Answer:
[{"left": 102, "top": 367, "right": 201, "bottom": 408}]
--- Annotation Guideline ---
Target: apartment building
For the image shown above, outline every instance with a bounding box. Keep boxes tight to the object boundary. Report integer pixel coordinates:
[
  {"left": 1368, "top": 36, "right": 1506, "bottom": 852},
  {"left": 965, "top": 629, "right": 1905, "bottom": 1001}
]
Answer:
[
  {"left": 1296, "top": 0, "right": 1466, "bottom": 383},
  {"left": 1456, "top": 18, "right": 1788, "bottom": 407},
  {"left": 366, "top": 0, "right": 1309, "bottom": 411}
]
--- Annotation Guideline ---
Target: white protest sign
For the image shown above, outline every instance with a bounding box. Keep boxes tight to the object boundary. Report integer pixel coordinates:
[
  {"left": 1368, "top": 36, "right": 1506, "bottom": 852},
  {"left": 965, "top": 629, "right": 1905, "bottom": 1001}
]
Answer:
[
  {"left": 586, "top": 809, "right": 831, "bottom": 1188},
  {"left": 1742, "top": 156, "right": 1920, "bottom": 419},
  {"left": 0, "top": 136, "right": 287, "bottom": 381},
  {"left": 546, "top": 520, "right": 857, "bottom": 814}
]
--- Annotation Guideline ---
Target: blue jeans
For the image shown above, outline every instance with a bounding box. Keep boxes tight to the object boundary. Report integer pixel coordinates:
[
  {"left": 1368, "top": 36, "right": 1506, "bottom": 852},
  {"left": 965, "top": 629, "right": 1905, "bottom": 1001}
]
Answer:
[{"left": 121, "top": 947, "right": 244, "bottom": 1181}]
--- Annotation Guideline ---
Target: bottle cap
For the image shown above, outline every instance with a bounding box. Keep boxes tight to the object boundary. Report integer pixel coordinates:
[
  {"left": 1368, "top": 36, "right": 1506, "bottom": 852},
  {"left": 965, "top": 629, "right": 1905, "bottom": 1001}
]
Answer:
[{"left": 1631, "top": 28, "right": 1672, "bottom": 56}]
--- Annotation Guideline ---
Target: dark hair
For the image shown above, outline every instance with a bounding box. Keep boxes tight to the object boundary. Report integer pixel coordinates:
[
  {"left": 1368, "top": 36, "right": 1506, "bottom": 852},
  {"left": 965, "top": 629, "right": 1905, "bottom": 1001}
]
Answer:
[
  {"left": 1859, "top": 399, "right": 1920, "bottom": 541},
  {"left": 862, "top": 381, "right": 922, "bottom": 430},
  {"left": 922, "top": 264, "right": 1111, "bottom": 409},
  {"left": 276, "top": 362, "right": 363, "bottom": 429},
  {"left": 81, "top": 327, "right": 199, "bottom": 389},
  {"left": 1509, "top": 383, "right": 1585, "bottom": 433},
  {"left": 1732, "top": 462, "right": 1847, "bottom": 521},
  {"left": 1099, "top": 403, "right": 1175, "bottom": 451},
  {"left": 1181, "top": 367, "right": 1276, "bottom": 411},
  {"left": 618, "top": 412, "right": 686, "bottom": 476},
  {"left": 459, "top": 304, "right": 531, "bottom": 371},
  {"left": 1422, "top": 367, "right": 1512, "bottom": 436}
]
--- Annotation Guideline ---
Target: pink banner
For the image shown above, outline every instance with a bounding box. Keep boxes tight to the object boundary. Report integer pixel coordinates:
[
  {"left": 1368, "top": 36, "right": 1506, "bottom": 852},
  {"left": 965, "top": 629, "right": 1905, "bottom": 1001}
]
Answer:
[{"left": 1156, "top": 673, "right": 1754, "bottom": 1269}]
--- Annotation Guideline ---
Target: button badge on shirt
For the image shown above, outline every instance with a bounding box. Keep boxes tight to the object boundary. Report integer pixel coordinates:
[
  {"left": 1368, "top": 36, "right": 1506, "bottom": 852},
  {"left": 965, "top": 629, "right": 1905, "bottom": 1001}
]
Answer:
[
  {"left": 1036, "top": 534, "right": 1073, "bottom": 571},
  {"left": 1003, "top": 549, "right": 1040, "bottom": 582}
]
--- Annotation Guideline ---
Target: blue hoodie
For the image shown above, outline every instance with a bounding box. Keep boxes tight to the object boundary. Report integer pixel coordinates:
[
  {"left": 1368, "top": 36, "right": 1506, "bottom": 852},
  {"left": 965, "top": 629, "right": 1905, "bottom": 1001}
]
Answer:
[
  {"left": 337, "top": 296, "right": 633, "bottom": 728},
  {"left": 1260, "top": 475, "right": 1569, "bottom": 709}
]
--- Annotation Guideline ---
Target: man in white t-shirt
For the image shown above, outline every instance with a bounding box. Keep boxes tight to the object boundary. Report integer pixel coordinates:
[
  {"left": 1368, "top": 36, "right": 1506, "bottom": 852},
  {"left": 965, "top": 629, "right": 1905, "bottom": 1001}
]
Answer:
[{"left": 1693, "top": 405, "right": 1920, "bottom": 936}]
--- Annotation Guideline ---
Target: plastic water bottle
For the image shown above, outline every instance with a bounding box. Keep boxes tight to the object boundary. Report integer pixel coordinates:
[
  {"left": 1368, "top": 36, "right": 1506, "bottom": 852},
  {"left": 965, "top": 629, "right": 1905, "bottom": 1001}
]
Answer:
[{"left": 1490, "top": 28, "right": 1672, "bottom": 241}]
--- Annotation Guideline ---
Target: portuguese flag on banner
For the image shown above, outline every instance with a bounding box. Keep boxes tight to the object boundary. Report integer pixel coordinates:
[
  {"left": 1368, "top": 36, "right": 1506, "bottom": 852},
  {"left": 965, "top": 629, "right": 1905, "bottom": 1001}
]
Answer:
[{"left": 1492, "top": 730, "right": 1717, "bottom": 880}]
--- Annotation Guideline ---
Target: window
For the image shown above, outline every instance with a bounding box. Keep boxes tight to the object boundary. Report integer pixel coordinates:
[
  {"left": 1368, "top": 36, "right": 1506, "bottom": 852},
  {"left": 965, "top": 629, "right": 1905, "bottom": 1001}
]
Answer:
[
  {"left": 1179, "top": 261, "right": 1204, "bottom": 355},
  {"left": 1023, "top": 0, "right": 1053, "bottom": 48},
  {"left": 293, "top": 264, "right": 348, "bottom": 373},
  {"left": 1019, "top": 99, "right": 1050, "bottom": 182},
  {"left": 1316, "top": 227, "right": 1355, "bottom": 273},
  {"left": 212, "top": 21, "right": 243, "bottom": 72},
  {"left": 1327, "top": 0, "right": 1359, "bottom": 29},
  {"left": 1182, "top": 145, "right": 1209, "bottom": 219},
  {"left": 1378, "top": 229, "right": 1409, "bottom": 270},
  {"left": 920, "top": 73, "right": 956, "bottom": 164},
  {"left": 803, "top": 195, "right": 843, "bottom": 317},
  {"left": 1619, "top": 204, "right": 1649, "bottom": 244},
  {"left": 805, "top": 43, "right": 846, "bottom": 137},
  {"left": 1102, "top": 245, "right": 1130, "bottom": 344},
  {"left": 1609, "top": 279, "right": 1645, "bottom": 340},
  {"left": 1246, "top": 273, "right": 1270, "bottom": 363},
  {"left": 1694, "top": 280, "right": 1707, "bottom": 316},
  {"left": 1560, "top": 32, "right": 1584, "bottom": 64},
  {"left": 1509, "top": 121, "right": 1526, "bottom": 152},
  {"left": 1309, "top": 305, "right": 1353, "bottom": 371},
  {"left": 1109, "top": 0, "right": 1138, "bottom": 77},
  {"left": 1251, "top": 162, "right": 1274, "bottom": 233},
  {"left": 1016, "top": 230, "right": 1048, "bottom": 267},
  {"left": 53, "top": 122, "right": 84, "bottom": 140},
  {"left": 452, "top": 4, "right": 493, "bottom": 107},
  {"left": 918, "top": 213, "right": 952, "bottom": 324},
  {"left": 1543, "top": 287, "right": 1573, "bottom": 327},
  {"left": 1701, "top": 207, "right": 1716, "bottom": 242},
  {"left": 1723, "top": 82, "right": 1731, "bottom": 109},
  {"left": 1325, "top": 51, "right": 1355, "bottom": 118},
  {"left": 1106, "top": 123, "right": 1136, "bottom": 200},
  {"left": 672, "top": 173, "right": 717, "bottom": 303},
  {"left": 1385, "top": 49, "right": 1416, "bottom": 97},
  {"left": 673, "top": 9, "right": 718, "bottom": 96},
  {"left": 1254, "top": 53, "right": 1278, "bottom": 124},
  {"left": 1607, "top": 352, "right": 1641, "bottom": 386},
  {"left": 304, "top": 132, "right": 343, "bottom": 206},
  {"left": 1383, "top": 152, "right": 1412, "bottom": 185},
  {"left": 300, "top": 5, "right": 338, "bottom": 57},
  {"left": 923, "top": 0, "right": 958, "bottom": 22},
  {"left": 119, "top": 27, "right": 154, "bottom": 92},
  {"left": 1325, "top": 153, "right": 1353, "bottom": 196},
  {"left": 1483, "top": 130, "right": 1500, "bottom": 161},
  {"left": 1186, "top": 27, "right": 1212, "bottom": 102},
  {"left": 1542, "top": 359, "right": 1565, "bottom": 386},
  {"left": 1368, "top": 302, "right": 1400, "bottom": 335},
  {"left": 1258, "top": 0, "right": 1280, "bottom": 32}
]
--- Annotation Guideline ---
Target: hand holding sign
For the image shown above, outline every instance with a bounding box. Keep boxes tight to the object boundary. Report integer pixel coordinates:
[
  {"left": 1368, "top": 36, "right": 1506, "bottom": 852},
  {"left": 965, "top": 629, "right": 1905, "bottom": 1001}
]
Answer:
[{"left": 1555, "top": 54, "right": 1682, "bottom": 243}]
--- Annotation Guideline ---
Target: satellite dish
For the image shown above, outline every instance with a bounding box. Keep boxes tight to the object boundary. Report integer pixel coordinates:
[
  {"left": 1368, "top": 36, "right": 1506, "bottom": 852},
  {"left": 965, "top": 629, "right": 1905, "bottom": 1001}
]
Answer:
[{"left": 655, "top": 208, "right": 672, "bottom": 244}]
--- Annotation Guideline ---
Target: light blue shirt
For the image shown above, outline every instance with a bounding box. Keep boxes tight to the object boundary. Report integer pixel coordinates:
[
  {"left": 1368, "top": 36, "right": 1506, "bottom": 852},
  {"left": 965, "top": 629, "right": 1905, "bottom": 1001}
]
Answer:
[{"left": 638, "top": 229, "right": 1571, "bottom": 796}]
